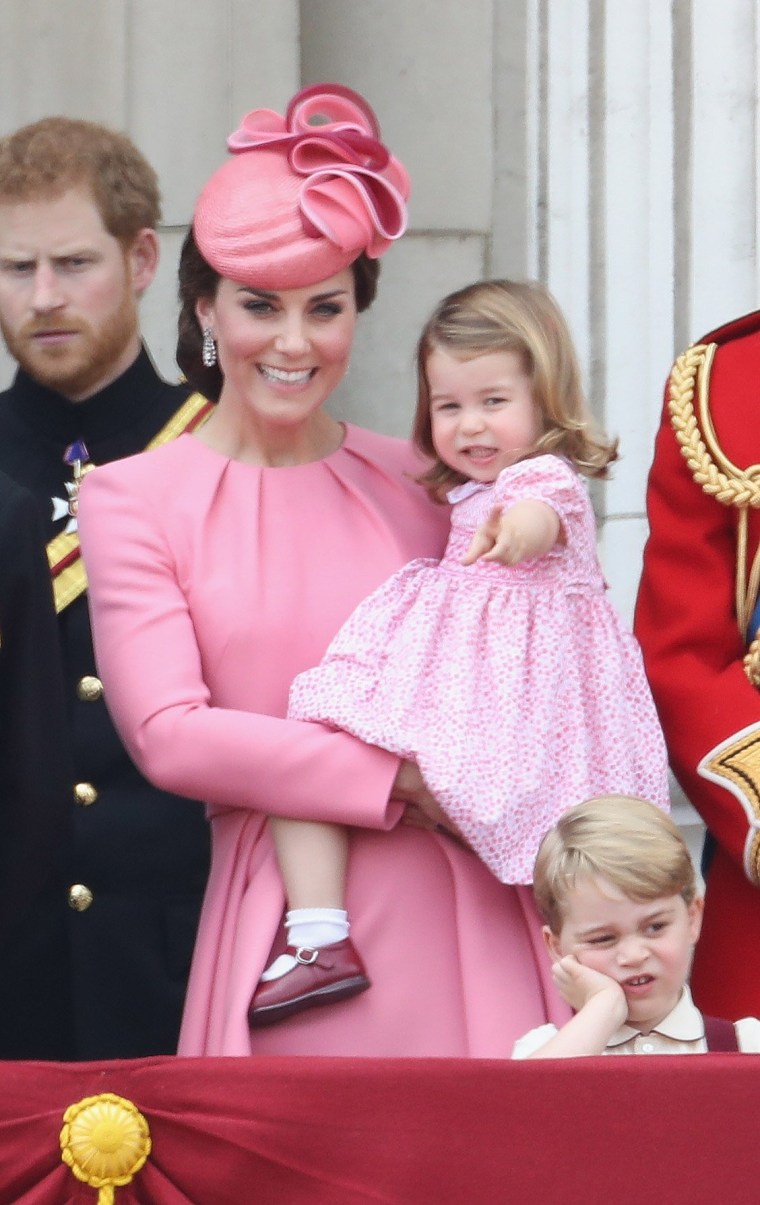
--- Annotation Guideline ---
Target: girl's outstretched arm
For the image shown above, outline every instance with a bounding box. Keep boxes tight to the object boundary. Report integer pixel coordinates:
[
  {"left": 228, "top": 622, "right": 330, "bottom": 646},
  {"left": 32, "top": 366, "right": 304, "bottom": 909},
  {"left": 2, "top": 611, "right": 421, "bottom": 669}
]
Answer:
[{"left": 462, "top": 499, "right": 561, "bottom": 566}]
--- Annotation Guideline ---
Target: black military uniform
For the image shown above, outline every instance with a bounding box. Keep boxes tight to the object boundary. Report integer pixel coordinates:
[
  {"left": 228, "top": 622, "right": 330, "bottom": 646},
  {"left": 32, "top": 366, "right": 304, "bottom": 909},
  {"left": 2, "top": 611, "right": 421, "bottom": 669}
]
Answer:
[
  {"left": 0, "top": 469, "right": 73, "bottom": 1058},
  {"left": 0, "top": 349, "right": 212, "bottom": 1059}
]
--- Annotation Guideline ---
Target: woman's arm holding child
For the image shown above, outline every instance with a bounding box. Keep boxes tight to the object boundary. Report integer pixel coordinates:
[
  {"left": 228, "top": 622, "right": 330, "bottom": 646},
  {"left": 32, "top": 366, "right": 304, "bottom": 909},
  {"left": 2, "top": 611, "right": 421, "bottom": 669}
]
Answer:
[{"left": 462, "top": 499, "right": 561, "bottom": 566}]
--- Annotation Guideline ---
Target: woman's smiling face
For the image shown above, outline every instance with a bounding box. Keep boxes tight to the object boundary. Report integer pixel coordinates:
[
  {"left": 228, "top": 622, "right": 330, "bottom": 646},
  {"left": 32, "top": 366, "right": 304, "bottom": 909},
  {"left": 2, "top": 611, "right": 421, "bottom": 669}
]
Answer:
[{"left": 196, "top": 268, "right": 357, "bottom": 430}]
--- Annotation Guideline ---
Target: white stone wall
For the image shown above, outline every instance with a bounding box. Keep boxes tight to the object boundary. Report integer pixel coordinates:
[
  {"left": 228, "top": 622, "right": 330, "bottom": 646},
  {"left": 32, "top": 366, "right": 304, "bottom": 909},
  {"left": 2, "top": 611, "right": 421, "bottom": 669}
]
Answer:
[{"left": 4, "top": 0, "right": 760, "bottom": 864}]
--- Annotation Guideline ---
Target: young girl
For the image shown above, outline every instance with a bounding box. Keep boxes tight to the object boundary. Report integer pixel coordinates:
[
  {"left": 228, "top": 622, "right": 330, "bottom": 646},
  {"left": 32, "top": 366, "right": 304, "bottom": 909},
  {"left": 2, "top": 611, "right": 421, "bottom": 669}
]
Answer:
[{"left": 251, "top": 278, "right": 669, "bottom": 1027}]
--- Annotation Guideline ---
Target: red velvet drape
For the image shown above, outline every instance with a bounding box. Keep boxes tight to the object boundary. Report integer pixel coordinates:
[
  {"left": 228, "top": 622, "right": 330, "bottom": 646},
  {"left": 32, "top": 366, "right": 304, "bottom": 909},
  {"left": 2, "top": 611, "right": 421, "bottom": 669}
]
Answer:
[{"left": 0, "top": 1054, "right": 756, "bottom": 1204}]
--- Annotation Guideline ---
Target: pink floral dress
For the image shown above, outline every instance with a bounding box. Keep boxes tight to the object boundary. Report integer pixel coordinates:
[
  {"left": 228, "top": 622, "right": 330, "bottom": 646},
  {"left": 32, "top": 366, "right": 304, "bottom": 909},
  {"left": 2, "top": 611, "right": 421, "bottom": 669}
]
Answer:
[{"left": 289, "top": 454, "right": 669, "bottom": 883}]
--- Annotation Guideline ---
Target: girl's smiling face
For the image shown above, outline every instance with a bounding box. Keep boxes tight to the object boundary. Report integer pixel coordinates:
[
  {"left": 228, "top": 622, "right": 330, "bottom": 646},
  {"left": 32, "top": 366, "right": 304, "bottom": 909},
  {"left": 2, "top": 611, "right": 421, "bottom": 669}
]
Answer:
[
  {"left": 426, "top": 347, "right": 542, "bottom": 483},
  {"left": 545, "top": 875, "right": 703, "bottom": 1034}
]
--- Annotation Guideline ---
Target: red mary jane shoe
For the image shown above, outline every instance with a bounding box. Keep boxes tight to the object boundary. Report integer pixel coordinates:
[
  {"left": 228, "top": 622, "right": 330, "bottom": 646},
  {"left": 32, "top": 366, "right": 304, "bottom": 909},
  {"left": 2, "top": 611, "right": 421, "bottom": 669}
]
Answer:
[{"left": 249, "top": 938, "right": 370, "bottom": 1028}]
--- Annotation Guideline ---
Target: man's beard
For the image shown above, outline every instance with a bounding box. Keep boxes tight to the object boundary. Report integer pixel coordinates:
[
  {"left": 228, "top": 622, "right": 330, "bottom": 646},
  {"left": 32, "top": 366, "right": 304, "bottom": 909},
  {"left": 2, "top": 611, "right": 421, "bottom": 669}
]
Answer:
[{"left": 0, "top": 289, "right": 139, "bottom": 401}]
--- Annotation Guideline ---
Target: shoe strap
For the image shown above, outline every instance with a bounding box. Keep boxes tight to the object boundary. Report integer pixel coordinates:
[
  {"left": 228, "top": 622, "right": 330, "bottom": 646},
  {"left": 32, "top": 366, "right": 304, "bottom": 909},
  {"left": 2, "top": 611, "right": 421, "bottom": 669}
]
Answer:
[{"left": 294, "top": 947, "right": 319, "bottom": 966}]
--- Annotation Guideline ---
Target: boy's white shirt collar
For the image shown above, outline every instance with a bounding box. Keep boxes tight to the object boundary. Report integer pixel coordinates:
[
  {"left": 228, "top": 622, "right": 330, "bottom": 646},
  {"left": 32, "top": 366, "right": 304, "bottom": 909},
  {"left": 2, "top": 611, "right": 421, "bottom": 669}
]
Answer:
[
  {"left": 606, "top": 986, "right": 703, "bottom": 1048},
  {"left": 512, "top": 993, "right": 760, "bottom": 1057}
]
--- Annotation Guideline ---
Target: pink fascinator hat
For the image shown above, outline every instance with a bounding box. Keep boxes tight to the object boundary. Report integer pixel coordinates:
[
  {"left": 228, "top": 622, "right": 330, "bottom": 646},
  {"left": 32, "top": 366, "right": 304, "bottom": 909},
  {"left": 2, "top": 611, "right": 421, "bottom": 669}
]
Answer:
[{"left": 193, "top": 83, "right": 410, "bottom": 289}]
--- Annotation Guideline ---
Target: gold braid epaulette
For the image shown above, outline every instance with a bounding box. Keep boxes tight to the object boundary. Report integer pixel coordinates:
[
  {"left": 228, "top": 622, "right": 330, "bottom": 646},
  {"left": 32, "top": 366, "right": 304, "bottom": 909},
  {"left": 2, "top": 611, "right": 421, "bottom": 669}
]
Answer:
[
  {"left": 668, "top": 342, "right": 760, "bottom": 683},
  {"left": 668, "top": 343, "right": 760, "bottom": 506},
  {"left": 47, "top": 391, "right": 214, "bottom": 613}
]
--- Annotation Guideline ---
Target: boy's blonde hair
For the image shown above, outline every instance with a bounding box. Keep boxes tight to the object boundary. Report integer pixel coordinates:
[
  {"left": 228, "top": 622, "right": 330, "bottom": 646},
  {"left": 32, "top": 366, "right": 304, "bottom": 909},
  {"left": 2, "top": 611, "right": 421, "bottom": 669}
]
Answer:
[
  {"left": 533, "top": 796, "right": 696, "bottom": 935},
  {"left": 413, "top": 278, "right": 618, "bottom": 501}
]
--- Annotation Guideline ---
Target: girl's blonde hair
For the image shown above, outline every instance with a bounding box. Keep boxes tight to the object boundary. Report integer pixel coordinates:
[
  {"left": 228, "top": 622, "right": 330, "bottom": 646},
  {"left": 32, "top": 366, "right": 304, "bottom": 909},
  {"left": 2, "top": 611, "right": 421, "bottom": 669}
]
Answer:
[
  {"left": 533, "top": 796, "right": 696, "bottom": 936},
  {"left": 413, "top": 279, "right": 618, "bottom": 501}
]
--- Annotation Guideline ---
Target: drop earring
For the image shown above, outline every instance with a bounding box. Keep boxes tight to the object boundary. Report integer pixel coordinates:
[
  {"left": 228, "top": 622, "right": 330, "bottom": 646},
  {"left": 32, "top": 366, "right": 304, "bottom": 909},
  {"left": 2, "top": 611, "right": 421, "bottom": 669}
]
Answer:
[{"left": 202, "top": 327, "right": 217, "bottom": 368}]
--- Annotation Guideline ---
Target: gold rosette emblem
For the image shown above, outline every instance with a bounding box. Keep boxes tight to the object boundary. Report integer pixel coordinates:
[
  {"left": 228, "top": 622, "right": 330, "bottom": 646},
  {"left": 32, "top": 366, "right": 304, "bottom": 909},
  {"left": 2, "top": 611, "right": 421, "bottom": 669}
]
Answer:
[{"left": 60, "top": 1092, "right": 151, "bottom": 1203}]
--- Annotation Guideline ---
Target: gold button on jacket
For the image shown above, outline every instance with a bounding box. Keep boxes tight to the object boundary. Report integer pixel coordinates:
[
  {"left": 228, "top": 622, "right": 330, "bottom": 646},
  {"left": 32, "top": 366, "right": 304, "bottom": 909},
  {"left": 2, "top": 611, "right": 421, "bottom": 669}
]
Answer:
[
  {"left": 73, "top": 782, "right": 98, "bottom": 807},
  {"left": 68, "top": 884, "right": 94, "bottom": 912},
  {"left": 76, "top": 675, "right": 104, "bottom": 702}
]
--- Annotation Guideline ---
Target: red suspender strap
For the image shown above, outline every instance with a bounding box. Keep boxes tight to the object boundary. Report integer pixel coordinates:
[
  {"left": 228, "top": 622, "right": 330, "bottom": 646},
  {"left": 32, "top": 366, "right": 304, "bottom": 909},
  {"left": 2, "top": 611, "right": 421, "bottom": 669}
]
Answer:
[{"left": 703, "top": 1015, "right": 739, "bottom": 1052}]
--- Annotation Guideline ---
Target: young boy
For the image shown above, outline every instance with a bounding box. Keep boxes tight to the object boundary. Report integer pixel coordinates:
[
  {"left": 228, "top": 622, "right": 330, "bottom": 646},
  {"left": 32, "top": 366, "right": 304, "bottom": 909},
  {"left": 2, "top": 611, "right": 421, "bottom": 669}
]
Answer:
[{"left": 512, "top": 795, "right": 760, "bottom": 1057}]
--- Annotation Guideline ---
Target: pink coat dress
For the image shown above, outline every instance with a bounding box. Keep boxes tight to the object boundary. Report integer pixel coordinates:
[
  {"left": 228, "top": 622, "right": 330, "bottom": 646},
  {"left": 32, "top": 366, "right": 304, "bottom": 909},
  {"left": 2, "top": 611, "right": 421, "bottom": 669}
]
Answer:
[
  {"left": 78, "top": 425, "right": 568, "bottom": 1057},
  {"left": 290, "top": 455, "right": 670, "bottom": 883}
]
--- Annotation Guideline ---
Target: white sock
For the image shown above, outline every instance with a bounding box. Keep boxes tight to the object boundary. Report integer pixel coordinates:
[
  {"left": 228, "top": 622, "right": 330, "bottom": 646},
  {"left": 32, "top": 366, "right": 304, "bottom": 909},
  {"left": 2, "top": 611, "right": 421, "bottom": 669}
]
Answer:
[
  {"left": 286, "top": 907, "right": 350, "bottom": 949},
  {"left": 260, "top": 908, "right": 350, "bottom": 983}
]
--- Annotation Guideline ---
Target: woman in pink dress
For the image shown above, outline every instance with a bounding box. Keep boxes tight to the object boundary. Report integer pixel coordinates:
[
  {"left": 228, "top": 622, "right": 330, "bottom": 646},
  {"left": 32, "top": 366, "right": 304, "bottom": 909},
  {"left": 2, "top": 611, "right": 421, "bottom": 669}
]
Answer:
[{"left": 78, "top": 84, "right": 568, "bottom": 1057}]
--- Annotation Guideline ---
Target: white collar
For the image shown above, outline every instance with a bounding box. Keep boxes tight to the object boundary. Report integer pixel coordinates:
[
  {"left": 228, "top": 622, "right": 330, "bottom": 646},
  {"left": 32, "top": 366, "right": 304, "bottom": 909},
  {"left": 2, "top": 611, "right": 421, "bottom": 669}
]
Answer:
[
  {"left": 446, "top": 478, "right": 490, "bottom": 505},
  {"left": 606, "top": 987, "right": 704, "bottom": 1048}
]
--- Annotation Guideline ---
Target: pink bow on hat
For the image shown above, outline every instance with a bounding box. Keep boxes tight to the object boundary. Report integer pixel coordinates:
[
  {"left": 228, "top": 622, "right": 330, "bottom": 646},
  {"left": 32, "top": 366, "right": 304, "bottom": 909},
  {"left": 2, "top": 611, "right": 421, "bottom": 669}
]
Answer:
[{"left": 226, "top": 83, "right": 409, "bottom": 258}]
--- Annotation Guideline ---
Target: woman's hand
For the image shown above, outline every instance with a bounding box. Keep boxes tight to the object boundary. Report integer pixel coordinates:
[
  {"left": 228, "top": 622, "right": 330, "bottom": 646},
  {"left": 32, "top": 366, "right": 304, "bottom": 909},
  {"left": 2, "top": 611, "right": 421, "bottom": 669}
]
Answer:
[
  {"left": 391, "top": 759, "right": 443, "bottom": 826},
  {"left": 391, "top": 760, "right": 470, "bottom": 847}
]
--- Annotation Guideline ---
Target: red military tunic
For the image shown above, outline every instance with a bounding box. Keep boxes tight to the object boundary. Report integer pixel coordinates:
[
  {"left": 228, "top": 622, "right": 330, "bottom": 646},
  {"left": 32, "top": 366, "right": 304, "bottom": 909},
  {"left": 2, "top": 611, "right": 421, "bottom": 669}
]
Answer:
[{"left": 636, "top": 309, "right": 760, "bottom": 1020}]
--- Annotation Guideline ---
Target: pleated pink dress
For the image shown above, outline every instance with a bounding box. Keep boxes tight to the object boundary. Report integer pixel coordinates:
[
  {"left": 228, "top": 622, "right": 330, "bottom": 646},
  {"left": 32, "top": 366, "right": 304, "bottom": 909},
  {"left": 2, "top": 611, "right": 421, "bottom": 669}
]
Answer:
[{"left": 79, "top": 426, "right": 569, "bottom": 1056}]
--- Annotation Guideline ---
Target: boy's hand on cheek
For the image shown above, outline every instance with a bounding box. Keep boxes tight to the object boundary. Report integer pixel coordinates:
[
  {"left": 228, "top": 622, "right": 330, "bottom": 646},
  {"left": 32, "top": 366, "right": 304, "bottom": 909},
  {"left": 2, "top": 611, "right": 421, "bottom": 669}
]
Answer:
[
  {"left": 525, "top": 955, "right": 630, "bottom": 1057},
  {"left": 552, "top": 954, "right": 627, "bottom": 1018}
]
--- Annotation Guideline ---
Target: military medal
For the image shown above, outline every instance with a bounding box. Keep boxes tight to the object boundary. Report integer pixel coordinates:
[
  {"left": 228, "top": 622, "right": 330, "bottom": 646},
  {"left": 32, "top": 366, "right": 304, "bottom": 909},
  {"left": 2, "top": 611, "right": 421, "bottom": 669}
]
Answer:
[
  {"left": 52, "top": 440, "right": 94, "bottom": 531},
  {"left": 47, "top": 393, "right": 213, "bottom": 612}
]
